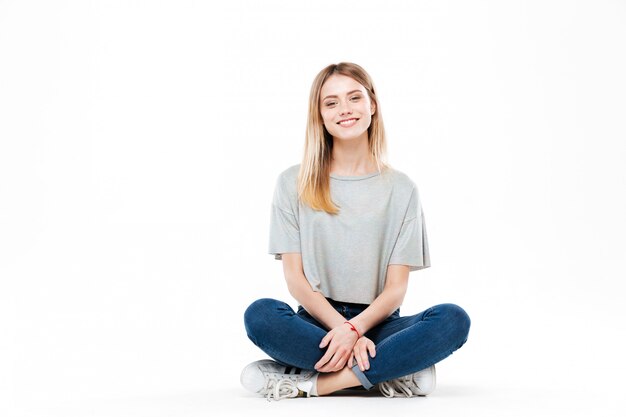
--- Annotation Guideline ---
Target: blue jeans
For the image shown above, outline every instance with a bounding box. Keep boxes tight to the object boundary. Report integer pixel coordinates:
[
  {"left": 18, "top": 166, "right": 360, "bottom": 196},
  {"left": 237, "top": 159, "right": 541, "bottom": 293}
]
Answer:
[{"left": 244, "top": 298, "right": 471, "bottom": 389}]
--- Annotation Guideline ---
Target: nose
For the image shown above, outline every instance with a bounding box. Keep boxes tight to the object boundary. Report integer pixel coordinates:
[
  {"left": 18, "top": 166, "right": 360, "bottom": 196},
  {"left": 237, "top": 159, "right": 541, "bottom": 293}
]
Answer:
[{"left": 338, "top": 100, "right": 352, "bottom": 116}]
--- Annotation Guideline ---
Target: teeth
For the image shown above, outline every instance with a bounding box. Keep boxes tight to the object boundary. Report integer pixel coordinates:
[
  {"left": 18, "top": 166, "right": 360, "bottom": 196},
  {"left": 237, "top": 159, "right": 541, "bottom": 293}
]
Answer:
[{"left": 339, "top": 119, "right": 357, "bottom": 126}]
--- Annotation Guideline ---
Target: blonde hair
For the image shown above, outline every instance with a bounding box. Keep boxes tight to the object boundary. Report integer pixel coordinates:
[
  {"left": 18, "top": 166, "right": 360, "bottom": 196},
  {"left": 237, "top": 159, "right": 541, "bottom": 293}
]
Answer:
[{"left": 298, "top": 62, "right": 390, "bottom": 214}]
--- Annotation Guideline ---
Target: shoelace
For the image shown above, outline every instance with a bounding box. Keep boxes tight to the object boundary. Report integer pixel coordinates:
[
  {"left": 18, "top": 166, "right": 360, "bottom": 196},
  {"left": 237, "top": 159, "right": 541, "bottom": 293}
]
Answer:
[
  {"left": 378, "top": 377, "right": 415, "bottom": 398},
  {"left": 263, "top": 378, "right": 302, "bottom": 401}
]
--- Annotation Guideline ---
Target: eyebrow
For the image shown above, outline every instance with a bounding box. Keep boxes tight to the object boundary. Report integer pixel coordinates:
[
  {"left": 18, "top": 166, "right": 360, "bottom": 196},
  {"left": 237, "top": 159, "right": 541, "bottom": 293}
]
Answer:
[{"left": 321, "top": 89, "right": 363, "bottom": 101}]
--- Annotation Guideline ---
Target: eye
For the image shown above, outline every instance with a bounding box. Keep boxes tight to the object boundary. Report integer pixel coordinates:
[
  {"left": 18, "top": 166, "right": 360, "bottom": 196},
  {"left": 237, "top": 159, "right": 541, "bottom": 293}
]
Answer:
[
  {"left": 350, "top": 96, "right": 362, "bottom": 101},
  {"left": 325, "top": 101, "right": 337, "bottom": 107}
]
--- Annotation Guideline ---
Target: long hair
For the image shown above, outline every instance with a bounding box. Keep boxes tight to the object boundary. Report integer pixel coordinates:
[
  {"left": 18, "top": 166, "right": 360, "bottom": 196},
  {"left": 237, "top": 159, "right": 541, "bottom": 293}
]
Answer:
[{"left": 298, "top": 62, "right": 390, "bottom": 214}]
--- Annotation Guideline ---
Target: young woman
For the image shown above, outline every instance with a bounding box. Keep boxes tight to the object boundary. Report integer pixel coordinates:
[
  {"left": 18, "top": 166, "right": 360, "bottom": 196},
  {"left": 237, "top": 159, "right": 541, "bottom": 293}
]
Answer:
[{"left": 241, "top": 62, "right": 470, "bottom": 400}]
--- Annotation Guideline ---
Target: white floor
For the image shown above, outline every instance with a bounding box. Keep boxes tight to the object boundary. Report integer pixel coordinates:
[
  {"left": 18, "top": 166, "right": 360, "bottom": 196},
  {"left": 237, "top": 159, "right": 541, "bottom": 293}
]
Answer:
[
  {"left": 5, "top": 361, "right": 625, "bottom": 417},
  {"left": 7, "top": 383, "right": 624, "bottom": 417},
  {"left": 4, "top": 295, "right": 626, "bottom": 417}
]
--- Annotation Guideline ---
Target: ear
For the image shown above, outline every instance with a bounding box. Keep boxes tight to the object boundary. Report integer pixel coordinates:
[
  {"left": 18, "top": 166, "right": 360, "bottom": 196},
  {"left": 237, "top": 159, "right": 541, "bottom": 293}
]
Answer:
[{"left": 371, "top": 101, "right": 376, "bottom": 116}]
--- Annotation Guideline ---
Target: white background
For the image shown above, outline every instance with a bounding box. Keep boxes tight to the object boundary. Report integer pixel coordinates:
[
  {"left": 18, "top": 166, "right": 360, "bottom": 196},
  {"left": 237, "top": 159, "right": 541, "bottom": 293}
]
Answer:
[{"left": 1, "top": 1, "right": 625, "bottom": 416}]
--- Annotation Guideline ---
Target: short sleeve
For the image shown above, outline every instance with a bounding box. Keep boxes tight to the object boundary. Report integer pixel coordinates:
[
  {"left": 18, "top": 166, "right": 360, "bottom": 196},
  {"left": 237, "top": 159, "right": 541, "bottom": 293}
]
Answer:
[
  {"left": 268, "top": 172, "right": 301, "bottom": 260},
  {"left": 388, "top": 186, "right": 431, "bottom": 271}
]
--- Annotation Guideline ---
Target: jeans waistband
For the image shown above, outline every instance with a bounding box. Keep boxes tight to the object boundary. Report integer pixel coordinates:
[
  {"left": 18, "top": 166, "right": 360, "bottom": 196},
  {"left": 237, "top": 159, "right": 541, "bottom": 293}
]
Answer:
[
  {"left": 326, "top": 297, "right": 370, "bottom": 310},
  {"left": 325, "top": 298, "right": 400, "bottom": 320},
  {"left": 297, "top": 298, "right": 400, "bottom": 322}
]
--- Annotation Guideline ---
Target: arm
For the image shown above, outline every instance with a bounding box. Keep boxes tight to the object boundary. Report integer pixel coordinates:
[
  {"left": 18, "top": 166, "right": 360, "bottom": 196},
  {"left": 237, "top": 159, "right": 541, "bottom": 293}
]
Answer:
[
  {"left": 349, "top": 264, "right": 410, "bottom": 337},
  {"left": 281, "top": 253, "right": 360, "bottom": 372},
  {"left": 281, "top": 253, "right": 345, "bottom": 329},
  {"left": 346, "top": 264, "right": 410, "bottom": 371}
]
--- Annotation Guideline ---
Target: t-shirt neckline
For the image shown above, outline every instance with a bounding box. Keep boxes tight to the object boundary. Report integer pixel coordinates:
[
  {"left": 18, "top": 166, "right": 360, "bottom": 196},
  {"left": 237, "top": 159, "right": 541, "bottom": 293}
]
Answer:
[{"left": 330, "top": 171, "right": 382, "bottom": 181}]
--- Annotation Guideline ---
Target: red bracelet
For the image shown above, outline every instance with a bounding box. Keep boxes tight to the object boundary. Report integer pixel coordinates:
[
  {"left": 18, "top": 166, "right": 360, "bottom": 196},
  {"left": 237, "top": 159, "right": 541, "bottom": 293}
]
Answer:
[{"left": 344, "top": 321, "right": 360, "bottom": 338}]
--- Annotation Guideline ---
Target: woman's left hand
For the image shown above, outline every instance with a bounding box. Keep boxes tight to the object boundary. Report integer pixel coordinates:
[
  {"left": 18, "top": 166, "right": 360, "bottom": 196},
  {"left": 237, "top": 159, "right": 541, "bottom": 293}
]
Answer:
[{"left": 348, "top": 336, "right": 376, "bottom": 372}]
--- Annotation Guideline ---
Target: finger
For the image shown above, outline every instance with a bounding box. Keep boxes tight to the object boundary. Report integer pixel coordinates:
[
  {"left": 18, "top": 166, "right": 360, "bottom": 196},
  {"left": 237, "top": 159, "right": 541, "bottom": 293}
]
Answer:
[
  {"left": 331, "top": 356, "right": 347, "bottom": 372},
  {"left": 321, "top": 353, "right": 343, "bottom": 373},
  {"left": 319, "top": 334, "right": 331, "bottom": 348},
  {"left": 322, "top": 349, "right": 348, "bottom": 373},
  {"left": 359, "top": 349, "right": 370, "bottom": 370},
  {"left": 355, "top": 342, "right": 372, "bottom": 370},
  {"left": 353, "top": 346, "right": 366, "bottom": 371},
  {"left": 319, "top": 359, "right": 336, "bottom": 373},
  {"left": 314, "top": 349, "right": 334, "bottom": 370},
  {"left": 315, "top": 353, "right": 332, "bottom": 371},
  {"left": 354, "top": 350, "right": 365, "bottom": 372},
  {"left": 348, "top": 353, "right": 354, "bottom": 368},
  {"left": 353, "top": 350, "right": 360, "bottom": 370},
  {"left": 367, "top": 342, "right": 376, "bottom": 358}
]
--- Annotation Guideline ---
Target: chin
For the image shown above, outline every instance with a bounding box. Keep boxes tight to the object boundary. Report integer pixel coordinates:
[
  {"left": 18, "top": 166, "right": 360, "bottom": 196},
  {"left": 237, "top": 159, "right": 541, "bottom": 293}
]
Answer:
[
  {"left": 331, "top": 132, "right": 366, "bottom": 142},
  {"left": 326, "top": 127, "right": 363, "bottom": 140}
]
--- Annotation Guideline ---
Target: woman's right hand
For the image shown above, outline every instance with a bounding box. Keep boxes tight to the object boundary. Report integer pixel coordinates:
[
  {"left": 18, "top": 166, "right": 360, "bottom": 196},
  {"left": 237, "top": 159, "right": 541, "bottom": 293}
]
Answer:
[{"left": 314, "top": 323, "right": 359, "bottom": 373}]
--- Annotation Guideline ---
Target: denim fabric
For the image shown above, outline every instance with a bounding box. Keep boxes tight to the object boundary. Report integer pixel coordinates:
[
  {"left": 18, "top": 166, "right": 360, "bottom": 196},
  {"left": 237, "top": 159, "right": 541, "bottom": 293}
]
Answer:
[{"left": 244, "top": 297, "right": 470, "bottom": 389}]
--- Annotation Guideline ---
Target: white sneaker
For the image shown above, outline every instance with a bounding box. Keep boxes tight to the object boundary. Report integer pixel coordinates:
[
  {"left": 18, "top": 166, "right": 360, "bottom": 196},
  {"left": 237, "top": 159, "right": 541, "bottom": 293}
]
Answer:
[
  {"left": 240, "top": 359, "right": 318, "bottom": 401},
  {"left": 378, "top": 365, "right": 436, "bottom": 398}
]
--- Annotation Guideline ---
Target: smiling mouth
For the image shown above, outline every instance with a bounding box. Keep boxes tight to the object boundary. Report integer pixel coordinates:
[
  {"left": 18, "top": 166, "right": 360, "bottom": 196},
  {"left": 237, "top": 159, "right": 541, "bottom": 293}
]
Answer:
[{"left": 338, "top": 118, "right": 359, "bottom": 127}]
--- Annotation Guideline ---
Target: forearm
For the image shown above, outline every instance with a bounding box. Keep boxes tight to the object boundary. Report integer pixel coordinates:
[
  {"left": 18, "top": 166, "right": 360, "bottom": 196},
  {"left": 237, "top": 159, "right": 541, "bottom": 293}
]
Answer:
[
  {"left": 286, "top": 273, "right": 346, "bottom": 330},
  {"left": 349, "top": 285, "right": 405, "bottom": 336},
  {"left": 349, "top": 264, "right": 410, "bottom": 336}
]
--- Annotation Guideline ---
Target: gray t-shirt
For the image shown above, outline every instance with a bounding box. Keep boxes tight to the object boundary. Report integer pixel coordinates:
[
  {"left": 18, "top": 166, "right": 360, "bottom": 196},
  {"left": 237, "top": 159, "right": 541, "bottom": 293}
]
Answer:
[{"left": 268, "top": 164, "right": 431, "bottom": 304}]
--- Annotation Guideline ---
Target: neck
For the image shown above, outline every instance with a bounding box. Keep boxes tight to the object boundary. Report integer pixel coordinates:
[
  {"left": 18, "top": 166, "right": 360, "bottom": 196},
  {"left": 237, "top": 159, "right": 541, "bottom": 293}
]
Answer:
[{"left": 329, "top": 133, "right": 377, "bottom": 176}]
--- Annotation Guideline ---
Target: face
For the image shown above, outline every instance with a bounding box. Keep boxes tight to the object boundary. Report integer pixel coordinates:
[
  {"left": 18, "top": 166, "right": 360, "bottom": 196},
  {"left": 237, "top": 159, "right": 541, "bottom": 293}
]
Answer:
[{"left": 319, "top": 74, "right": 376, "bottom": 142}]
